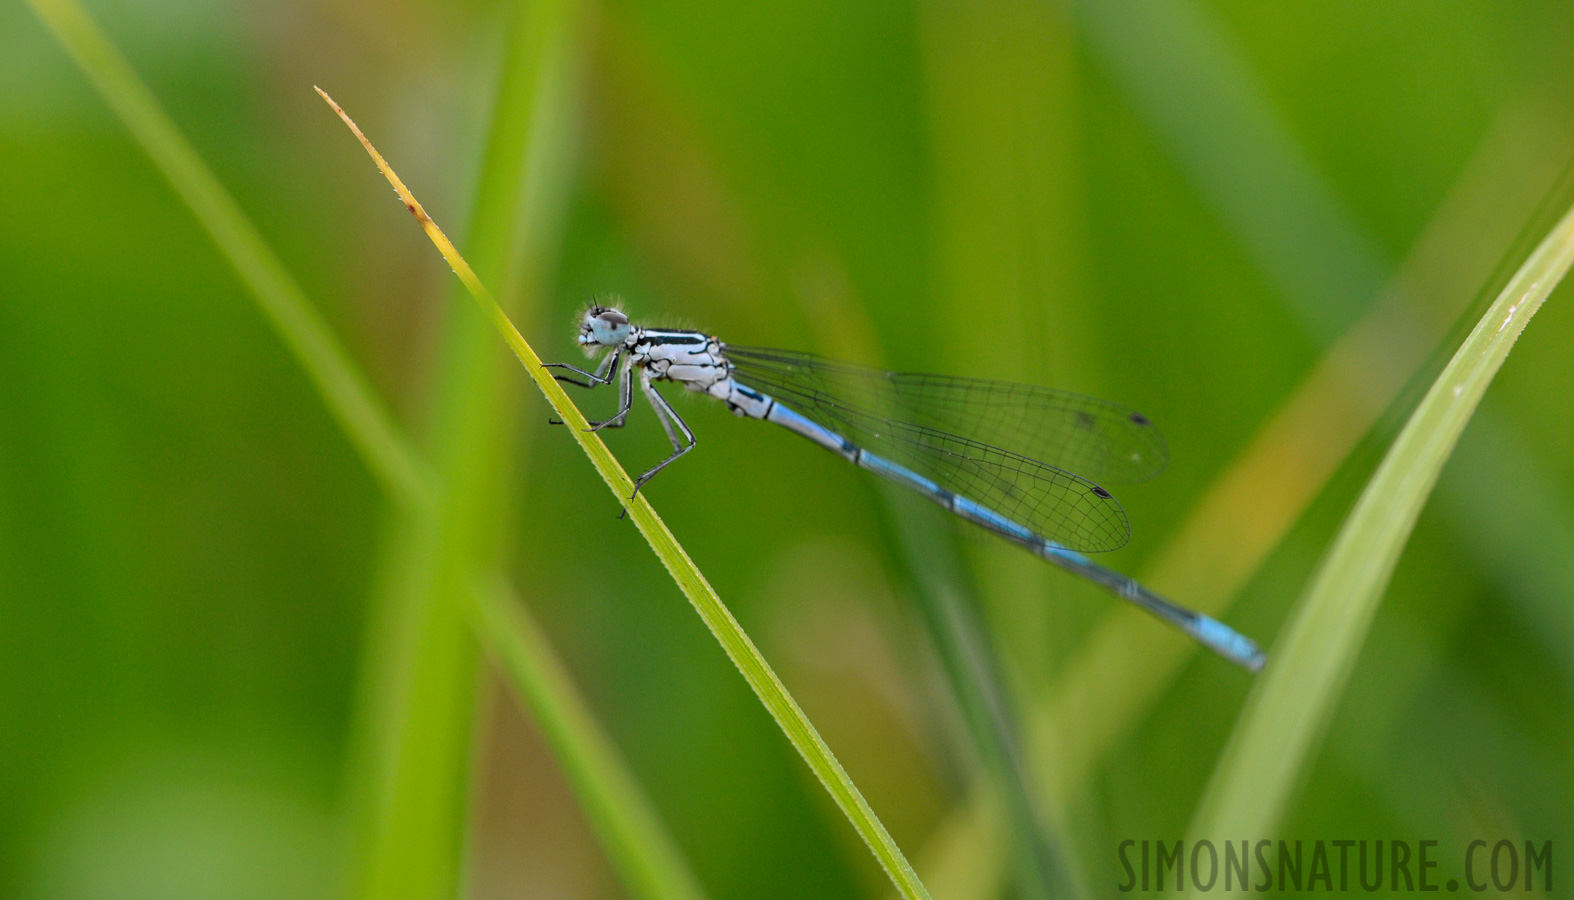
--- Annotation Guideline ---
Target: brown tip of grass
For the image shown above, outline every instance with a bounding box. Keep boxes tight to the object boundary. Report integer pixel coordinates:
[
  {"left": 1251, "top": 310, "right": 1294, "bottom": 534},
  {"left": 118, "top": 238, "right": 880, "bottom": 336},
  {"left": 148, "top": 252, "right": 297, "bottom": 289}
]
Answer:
[{"left": 315, "top": 86, "right": 486, "bottom": 300}]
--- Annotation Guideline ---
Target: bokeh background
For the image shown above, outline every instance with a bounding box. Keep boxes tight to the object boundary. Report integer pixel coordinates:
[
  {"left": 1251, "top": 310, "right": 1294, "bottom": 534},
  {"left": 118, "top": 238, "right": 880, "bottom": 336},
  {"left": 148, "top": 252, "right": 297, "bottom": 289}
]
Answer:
[{"left": 4, "top": 0, "right": 1574, "bottom": 897}]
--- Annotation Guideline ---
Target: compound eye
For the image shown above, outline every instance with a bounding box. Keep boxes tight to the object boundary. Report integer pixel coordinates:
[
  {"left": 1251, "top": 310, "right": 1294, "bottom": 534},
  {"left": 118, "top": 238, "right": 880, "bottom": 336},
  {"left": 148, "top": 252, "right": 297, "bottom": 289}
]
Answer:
[{"left": 586, "top": 307, "right": 632, "bottom": 346}]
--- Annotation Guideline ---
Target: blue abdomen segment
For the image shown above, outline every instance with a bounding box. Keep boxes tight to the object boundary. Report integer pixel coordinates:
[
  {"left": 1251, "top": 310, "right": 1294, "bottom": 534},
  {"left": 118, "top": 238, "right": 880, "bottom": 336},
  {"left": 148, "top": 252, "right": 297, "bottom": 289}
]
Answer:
[
  {"left": 948, "top": 493, "right": 1041, "bottom": 544},
  {"left": 762, "top": 398, "right": 859, "bottom": 461},
  {"left": 854, "top": 450, "right": 942, "bottom": 497}
]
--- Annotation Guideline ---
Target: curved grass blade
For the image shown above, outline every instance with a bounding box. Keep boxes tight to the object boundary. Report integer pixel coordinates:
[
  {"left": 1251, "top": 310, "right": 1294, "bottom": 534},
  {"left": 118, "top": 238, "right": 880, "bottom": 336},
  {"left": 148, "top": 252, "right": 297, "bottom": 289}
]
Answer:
[
  {"left": 911, "top": 4, "right": 1099, "bottom": 893},
  {"left": 909, "top": 82, "right": 1574, "bottom": 900},
  {"left": 25, "top": 3, "right": 710, "bottom": 895},
  {"left": 470, "top": 578, "right": 708, "bottom": 900},
  {"left": 318, "top": 89, "right": 933, "bottom": 900},
  {"left": 24, "top": 0, "right": 435, "bottom": 513},
  {"left": 344, "top": 0, "right": 581, "bottom": 894},
  {"left": 1184, "top": 198, "right": 1574, "bottom": 853},
  {"left": 789, "top": 271, "right": 1079, "bottom": 900}
]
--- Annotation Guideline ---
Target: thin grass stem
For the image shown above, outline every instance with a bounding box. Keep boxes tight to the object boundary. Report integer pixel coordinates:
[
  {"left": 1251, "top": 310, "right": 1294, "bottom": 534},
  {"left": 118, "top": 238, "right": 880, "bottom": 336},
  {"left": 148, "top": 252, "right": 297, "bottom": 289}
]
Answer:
[
  {"left": 794, "top": 278, "right": 1070, "bottom": 900},
  {"left": 319, "top": 89, "right": 934, "bottom": 900},
  {"left": 26, "top": 3, "right": 710, "bottom": 895},
  {"left": 911, "top": 109, "right": 1571, "bottom": 890},
  {"left": 469, "top": 578, "right": 708, "bottom": 900},
  {"left": 1183, "top": 199, "right": 1574, "bottom": 858},
  {"left": 24, "top": 0, "right": 435, "bottom": 512},
  {"left": 344, "top": 1, "right": 581, "bottom": 894}
]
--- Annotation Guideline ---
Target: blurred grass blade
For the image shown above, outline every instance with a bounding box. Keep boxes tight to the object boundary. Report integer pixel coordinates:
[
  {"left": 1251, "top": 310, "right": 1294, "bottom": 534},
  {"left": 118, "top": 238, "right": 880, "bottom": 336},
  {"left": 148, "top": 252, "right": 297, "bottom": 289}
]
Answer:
[
  {"left": 24, "top": 0, "right": 434, "bottom": 511},
  {"left": 907, "top": 111, "right": 1570, "bottom": 887},
  {"left": 1030, "top": 105, "right": 1573, "bottom": 802},
  {"left": 912, "top": 3, "right": 1089, "bottom": 895},
  {"left": 888, "top": 506, "right": 1069, "bottom": 900},
  {"left": 794, "top": 267, "right": 1072, "bottom": 900},
  {"left": 24, "top": 1, "right": 713, "bottom": 895},
  {"left": 343, "top": 0, "right": 581, "bottom": 894},
  {"left": 1072, "top": 0, "right": 1385, "bottom": 342},
  {"left": 318, "top": 89, "right": 934, "bottom": 900},
  {"left": 470, "top": 579, "right": 708, "bottom": 900},
  {"left": 1185, "top": 199, "right": 1574, "bottom": 850}
]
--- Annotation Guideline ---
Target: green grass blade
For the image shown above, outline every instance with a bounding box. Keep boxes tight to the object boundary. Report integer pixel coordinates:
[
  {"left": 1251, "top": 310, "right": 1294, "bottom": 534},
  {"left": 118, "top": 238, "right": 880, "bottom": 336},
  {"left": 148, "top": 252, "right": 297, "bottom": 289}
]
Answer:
[
  {"left": 913, "top": 4, "right": 1088, "bottom": 895},
  {"left": 889, "top": 507, "right": 1069, "bottom": 900},
  {"left": 345, "top": 1, "right": 582, "bottom": 895},
  {"left": 24, "top": 0, "right": 435, "bottom": 513},
  {"left": 912, "top": 114, "right": 1573, "bottom": 886},
  {"left": 320, "top": 91, "right": 933, "bottom": 900},
  {"left": 1072, "top": 0, "right": 1384, "bottom": 343},
  {"left": 1030, "top": 109, "right": 1572, "bottom": 804},
  {"left": 793, "top": 276, "right": 1071, "bottom": 900},
  {"left": 470, "top": 579, "right": 708, "bottom": 900},
  {"left": 1185, "top": 199, "right": 1574, "bottom": 851},
  {"left": 27, "top": 3, "right": 712, "bottom": 895}
]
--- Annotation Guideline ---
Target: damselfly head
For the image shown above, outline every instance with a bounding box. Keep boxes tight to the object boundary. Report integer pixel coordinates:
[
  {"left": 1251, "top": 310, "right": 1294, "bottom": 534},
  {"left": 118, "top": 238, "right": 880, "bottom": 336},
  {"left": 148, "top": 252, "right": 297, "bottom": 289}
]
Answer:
[{"left": 578, "top": 304, "right": 632, "bottom": 350}]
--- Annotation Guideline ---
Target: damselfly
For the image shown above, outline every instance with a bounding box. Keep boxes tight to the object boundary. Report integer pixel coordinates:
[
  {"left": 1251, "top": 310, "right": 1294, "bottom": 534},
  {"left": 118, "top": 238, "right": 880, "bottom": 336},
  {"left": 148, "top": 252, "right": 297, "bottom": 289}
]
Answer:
[{"left": 546, "top": 304, "right": 1265, "bottom": 671}]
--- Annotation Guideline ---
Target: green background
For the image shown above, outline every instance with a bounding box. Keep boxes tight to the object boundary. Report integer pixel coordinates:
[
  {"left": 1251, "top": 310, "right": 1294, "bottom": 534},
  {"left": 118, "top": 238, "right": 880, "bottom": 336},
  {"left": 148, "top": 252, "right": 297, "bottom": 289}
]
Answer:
[{"left": 3, "top": 0, "right": 1573, "bottom": 896}]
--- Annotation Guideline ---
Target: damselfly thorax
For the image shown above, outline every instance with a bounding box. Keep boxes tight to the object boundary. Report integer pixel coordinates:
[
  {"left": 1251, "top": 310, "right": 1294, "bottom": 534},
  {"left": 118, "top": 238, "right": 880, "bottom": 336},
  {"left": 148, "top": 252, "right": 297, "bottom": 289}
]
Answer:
[{"left": 625, "top": 328, "right": 769, "bottom": 414}]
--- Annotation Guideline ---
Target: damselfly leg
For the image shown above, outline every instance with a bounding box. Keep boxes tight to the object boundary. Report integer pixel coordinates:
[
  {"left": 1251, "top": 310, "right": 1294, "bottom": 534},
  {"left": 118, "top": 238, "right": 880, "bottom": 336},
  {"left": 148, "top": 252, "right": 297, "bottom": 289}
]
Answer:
[
  {"left": 543, "top": 347, "right": 620, "bottom": 387},
  {"left": 631, "top": 373, "right": 696, "bottom": 498},
  {"left": 544, "top": 350, "right": 634, "bottom": 430}
]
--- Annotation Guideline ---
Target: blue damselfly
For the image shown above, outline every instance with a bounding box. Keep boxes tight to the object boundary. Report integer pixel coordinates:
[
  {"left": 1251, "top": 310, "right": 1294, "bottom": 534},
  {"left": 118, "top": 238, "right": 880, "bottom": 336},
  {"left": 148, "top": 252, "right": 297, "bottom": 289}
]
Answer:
[{"left": 546, "top": 305, "right": 1265, "bottom": 671}]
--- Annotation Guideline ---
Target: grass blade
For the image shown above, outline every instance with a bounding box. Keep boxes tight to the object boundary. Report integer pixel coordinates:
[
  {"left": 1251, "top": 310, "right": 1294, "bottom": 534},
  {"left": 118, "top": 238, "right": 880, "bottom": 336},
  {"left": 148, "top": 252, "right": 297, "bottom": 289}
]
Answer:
[
  {"left": 319, "top": 89, "right": 934, "bottom": 900},
  {"left": 1072, "top": 0, "right": 1385, "bottom": 343},
  {"left": 470, "top": 579, "right": 708, "bottom": 900},
  {"left": 1185, "top": 199, "right": 1574, "bottom": 850},
  {"left": 24, "top": 0, "right": 434, "bottom": 512},
  {"left": 26, "top": 2, "right": 711, "bottom": 895},
  {"left": 909, "top": 110, "right": 1573, "bottom": 889},
  {"left": 794, "top": 271, "right": 1073, "bottom": 900},
  {"left": 913, "top": 3, "right": 1090, "bottom": 894},
  {"left": 1030, "top": 107, "right": 1573, "bottom": 807},
  {"left": 343, "top": 0, "right": 590, "bottom": 893}
]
